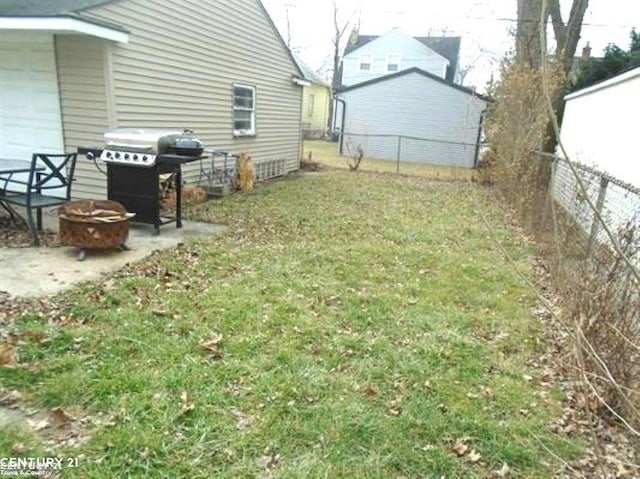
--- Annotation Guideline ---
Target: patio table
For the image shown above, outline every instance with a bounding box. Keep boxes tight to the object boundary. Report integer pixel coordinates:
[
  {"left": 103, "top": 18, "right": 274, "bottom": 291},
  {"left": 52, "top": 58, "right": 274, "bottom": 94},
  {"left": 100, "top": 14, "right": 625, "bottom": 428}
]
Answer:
[{"left": 0, "top": 159, "right": 34, "bottom": 175}]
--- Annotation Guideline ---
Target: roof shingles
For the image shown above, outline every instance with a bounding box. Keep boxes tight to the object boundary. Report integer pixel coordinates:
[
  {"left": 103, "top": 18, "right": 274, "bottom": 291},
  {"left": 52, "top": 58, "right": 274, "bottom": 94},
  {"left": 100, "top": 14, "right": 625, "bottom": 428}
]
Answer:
[{"left": 0, "top": 0, "right": 116, "bottom": 16}]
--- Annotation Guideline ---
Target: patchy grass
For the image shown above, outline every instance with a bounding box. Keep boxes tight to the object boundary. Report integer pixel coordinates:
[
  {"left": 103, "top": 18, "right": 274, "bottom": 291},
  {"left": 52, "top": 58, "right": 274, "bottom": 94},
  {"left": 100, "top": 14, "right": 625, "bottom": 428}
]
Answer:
[
  {"left": 0, "top": 172, "right": 581, "bottom": 477},
  {"left": 305, "top": 140, "right": 476, "bottom": 181}
]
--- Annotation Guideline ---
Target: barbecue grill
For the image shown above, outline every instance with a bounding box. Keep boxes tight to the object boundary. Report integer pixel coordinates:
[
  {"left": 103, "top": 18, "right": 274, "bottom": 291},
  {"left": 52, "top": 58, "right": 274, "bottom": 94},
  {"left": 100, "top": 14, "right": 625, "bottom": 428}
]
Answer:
[{"left": 79, "top": 128, "right": 206, "bottom": 234}]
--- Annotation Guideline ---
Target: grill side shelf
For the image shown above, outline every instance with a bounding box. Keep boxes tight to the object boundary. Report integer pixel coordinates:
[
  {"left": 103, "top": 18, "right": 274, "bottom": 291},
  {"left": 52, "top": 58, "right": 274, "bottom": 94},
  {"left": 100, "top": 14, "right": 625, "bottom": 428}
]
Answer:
[{"left": 157, "top": 154, "right": 208, "bottom": 165}]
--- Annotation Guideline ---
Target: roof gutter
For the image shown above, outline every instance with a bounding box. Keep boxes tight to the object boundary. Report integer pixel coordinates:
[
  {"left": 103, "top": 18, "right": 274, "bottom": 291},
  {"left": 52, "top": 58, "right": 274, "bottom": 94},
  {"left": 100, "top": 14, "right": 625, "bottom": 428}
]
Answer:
[
  {"left": 0, "top": 16, "right": 129, "bottom": 43},
  {"left": 292, "top": 77, "right": 311, "bottom": 87},
  {"left": 334, "top": 96, "right": 347, "bottom": 155}
]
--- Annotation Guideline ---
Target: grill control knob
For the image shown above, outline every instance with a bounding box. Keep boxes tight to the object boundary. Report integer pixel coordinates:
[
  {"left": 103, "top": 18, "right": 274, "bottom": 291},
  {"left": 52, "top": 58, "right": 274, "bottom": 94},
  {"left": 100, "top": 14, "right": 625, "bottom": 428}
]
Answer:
[
  {"left": 142, "top": 155, "right": 148, "bottom": 162},
  {"left": 124, "top": 154, "right": 130, "bottom": 160},
  {"left": 106, "top": 152, "right": 112, "bottom": 159},
  {"left": 114, "top": 152, "right": 121, "bottom": 159},
  {"left": 133, "top": 154, "right": 139, "bottom": 161}
]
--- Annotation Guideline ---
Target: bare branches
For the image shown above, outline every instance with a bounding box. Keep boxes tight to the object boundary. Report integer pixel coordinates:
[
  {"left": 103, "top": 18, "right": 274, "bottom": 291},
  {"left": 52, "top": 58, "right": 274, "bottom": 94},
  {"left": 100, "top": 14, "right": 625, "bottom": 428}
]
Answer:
[
  {"left": 548, "top": 0, "right": 567, "bottom": 49},
  {"left": 330, "top": 0, "right": 357, "bottom": 89},
  {"left": 516, "top": 0, "right": 589, "bottom": 71}
]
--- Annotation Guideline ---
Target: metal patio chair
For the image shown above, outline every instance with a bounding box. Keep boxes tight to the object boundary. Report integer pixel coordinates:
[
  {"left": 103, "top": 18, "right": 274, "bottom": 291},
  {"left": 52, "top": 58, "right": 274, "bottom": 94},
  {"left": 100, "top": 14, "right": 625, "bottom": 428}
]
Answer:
[{"left": 0, "top": 152, "right": 78, "bottom": 246}]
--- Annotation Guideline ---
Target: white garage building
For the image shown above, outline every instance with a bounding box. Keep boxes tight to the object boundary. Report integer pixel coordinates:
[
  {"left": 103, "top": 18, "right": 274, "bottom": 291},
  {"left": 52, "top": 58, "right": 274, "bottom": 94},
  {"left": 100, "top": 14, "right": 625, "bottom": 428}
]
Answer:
[
  {"left": 334, "top": 68, "right": 490, "bottom": 168},
  {"left": 560, "top": 67, "right": 640, "bottom": 188}
]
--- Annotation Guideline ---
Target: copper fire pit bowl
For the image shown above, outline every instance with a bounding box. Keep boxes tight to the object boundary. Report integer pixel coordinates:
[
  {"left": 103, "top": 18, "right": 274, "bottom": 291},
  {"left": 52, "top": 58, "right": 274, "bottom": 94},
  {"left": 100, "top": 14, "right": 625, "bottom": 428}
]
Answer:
[{"left": 58, "top": 200, "right": 135, "bottom": 261}]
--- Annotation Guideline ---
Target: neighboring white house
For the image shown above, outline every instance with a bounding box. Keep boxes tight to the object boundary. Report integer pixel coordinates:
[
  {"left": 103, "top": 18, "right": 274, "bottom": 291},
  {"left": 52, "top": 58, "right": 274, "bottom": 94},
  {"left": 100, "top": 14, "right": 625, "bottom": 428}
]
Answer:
[
  {"left": 560, "top": 67, "right": 640, "bottom": 188},
  {"left": 335, "top": 68, "right": 489, "bottom": 167},
  {"left": 339, "top": 28, "right": 461, "bottom": 87}
]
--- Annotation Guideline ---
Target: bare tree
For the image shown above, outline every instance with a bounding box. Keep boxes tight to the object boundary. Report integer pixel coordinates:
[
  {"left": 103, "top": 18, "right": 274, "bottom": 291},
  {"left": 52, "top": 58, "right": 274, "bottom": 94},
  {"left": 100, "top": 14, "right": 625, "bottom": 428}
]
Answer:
[
  {"left": 515, "top": 0, "right": 549, "bottom": 68},
  {"left": 327, "top": 1, "right": 356, "bottom": 130},
  {"left": 515, "top": 0, "right": 590, "bottom": 151},
  {"left": 515, "top": 0, "right": 588, "bottom": 71},
  {"left": 330, "top": 0, "right": 354, "bottom": 90},
  {"left": 549, "top": 0, "right": 589, "bottom": 73}
]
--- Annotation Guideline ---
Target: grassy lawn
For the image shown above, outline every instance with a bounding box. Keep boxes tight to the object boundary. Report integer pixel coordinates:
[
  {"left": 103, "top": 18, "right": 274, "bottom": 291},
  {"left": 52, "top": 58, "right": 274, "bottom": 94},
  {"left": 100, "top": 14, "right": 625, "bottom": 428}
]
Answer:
[
  {"left": 0, "top": 171, "right": 581, "bottom": 477},
  {"left": 305, "top": 140, "right": 477, "bottom": 181}
]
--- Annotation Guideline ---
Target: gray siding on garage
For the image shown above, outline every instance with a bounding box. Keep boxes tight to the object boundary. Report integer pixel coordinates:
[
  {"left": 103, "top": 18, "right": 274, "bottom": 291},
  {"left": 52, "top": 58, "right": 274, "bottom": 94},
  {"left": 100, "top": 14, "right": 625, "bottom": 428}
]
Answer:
[
  {"left": 55, "top": 35, "right": 111, "bottom": 199},
  {"left": 337, "top": 70, "right": 487, "bottom": 167},
  {"left": 87, "top": 0, "right": 302, "bottom": 188}
]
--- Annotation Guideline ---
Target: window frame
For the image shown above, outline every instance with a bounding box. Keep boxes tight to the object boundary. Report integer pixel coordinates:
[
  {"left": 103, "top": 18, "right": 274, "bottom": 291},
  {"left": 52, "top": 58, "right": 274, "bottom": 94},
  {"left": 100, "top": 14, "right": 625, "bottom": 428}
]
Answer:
[
  {"left": 386, "top": 53, "right": 402, "bottom": 73},
  {"left": 307, "top": 93, "right": 315, "bottom": 118},
  {"left": 359, "top": 54, "right": 372, "bottom": 71},
  {"left": 232, "top": 84, "right": 256, "bottom": 137}
]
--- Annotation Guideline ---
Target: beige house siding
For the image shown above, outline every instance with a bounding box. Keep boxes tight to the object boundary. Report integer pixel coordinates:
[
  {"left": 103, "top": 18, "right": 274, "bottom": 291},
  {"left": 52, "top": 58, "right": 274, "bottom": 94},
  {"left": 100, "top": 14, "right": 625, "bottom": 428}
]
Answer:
[
  {"left": 85, "top": 0, "right": 302, "bottom": 189},
  {"left": 55, "top": 35, "right": 111, "bottom": 199},
  {"left": 302, "top": 83, "right": 331, "bottom": 134}
]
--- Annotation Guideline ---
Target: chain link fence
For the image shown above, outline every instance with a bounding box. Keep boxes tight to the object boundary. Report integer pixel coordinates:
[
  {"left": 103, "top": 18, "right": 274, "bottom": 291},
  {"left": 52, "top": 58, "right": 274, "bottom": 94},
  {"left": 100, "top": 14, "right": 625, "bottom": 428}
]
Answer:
[
  {"left": 341, "top": 132, "right": 483, "bottom": 170},
  {"left": 550, "top": 154, "right": 640, "bottom": 266}
]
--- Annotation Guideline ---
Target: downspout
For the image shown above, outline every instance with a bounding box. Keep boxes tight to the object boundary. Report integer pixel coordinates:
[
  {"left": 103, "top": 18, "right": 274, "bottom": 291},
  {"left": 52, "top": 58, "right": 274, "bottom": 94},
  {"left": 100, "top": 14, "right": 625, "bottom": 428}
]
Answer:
[
  {"left": 473, "top": 108, "right": 487, "bottom": 168},
  {"left": 334, "top": 96, "right": 347, "bottom": 156}
]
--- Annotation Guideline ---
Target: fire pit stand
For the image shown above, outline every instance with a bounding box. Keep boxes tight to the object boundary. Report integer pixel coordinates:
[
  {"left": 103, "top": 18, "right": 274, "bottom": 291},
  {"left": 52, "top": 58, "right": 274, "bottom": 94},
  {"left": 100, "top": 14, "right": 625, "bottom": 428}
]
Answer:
[{"left": 58, "top": 200, "right": 134, "bottom": 261}]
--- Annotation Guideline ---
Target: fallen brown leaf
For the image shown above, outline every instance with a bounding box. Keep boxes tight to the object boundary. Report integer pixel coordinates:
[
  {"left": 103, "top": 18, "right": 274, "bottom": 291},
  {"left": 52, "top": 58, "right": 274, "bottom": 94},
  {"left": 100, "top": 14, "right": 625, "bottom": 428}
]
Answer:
[
  {"left": 467, "top": 449, "right": 482, "bottom": 463},
  {"left": 0, "top": 389, "right": 23, "bottom": 405},
  {"left": 493, "top": 462, "right": 511, "bottom": 477},
  {"left": 230, "top": 408, "right": 252, "bottom": 431},
  {"left": 0, "top": 344, "right": 18, "bottom": 368},
  {"left": 28, "top": 419, "right": 50, "bottom": 431},
  {"left": 201, "top": 333, "right": 224, "bottom": 359},
  {"left": 48, "top": 407, "right": 75, "bottom": 428},
  {"left": 11, "top": 443, "right": 26, "bottom": 455},
  {"left": 257, "top": 453, "right": 281, "bottom": 469},
  {"left": 365, "top": 384, "right": 377, "bottom": 397},
  {"left": 452, "top": 439, "right": 469, "bottom": 456}
]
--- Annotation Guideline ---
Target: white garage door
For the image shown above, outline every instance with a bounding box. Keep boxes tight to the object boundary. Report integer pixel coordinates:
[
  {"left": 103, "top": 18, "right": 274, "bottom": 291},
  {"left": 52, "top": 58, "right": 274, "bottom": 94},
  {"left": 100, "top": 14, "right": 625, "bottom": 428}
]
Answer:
[{"left": 0, "top": 33, "right": 64, "bottom": 161}]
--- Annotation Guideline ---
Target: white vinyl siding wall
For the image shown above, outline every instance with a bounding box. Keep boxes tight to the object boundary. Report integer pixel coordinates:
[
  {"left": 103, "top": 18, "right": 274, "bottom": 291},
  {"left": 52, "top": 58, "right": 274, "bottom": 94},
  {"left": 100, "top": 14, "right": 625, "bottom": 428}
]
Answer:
[
  {"left": 342, "top": 29, "right": 448, "bottom": 86},
  {"left": 560, "top": 68, "right": 640, "bottom": 188},
  {"left": 337, "top": 71, "right": 487, "bottom": 167},
  {"left": 55, "top": 35, "right": 111, "bottom": 199},
  {"left": 84, "top": 0, "right": 302, "bottom": 188}
]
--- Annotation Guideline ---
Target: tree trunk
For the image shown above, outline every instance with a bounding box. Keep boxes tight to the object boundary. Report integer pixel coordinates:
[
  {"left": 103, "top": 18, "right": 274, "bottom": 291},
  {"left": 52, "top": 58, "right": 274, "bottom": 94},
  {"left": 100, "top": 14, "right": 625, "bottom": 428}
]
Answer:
[
  {"left": 516, "top": 0, "right": 547, "bottom": 68},
  {"left": 515, "top": 0, "right": 589, "bottom": 152}
]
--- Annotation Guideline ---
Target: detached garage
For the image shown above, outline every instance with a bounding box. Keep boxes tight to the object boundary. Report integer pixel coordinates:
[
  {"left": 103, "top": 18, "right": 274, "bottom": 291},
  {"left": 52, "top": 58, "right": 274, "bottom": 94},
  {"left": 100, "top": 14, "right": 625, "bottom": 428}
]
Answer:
[{"left": 334, "top": 67, "right": 489, "bottom": 168}]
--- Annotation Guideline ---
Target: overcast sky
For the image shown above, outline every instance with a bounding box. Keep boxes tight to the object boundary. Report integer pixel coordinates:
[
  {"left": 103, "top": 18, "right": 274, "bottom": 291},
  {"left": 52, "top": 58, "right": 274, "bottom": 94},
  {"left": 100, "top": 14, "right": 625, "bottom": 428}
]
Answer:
[{"left": 261, "top": 0, "right": 640, "bottom": 91}]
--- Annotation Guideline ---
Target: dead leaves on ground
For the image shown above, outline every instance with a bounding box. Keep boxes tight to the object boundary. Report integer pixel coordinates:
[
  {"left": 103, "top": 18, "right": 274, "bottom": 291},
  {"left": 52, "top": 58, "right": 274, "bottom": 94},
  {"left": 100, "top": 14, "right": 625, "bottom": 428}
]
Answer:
[
  {"left": 201, "top": 332, "right": 224, "bottom": 360},
  {"left": 0, "top": 343, "right": 18, "bottom": 368},
  {"left": 178, "top": 390, "right": 195, "bottom": 417},
  {"left": 451, "top": 438, "right": 482, "bottom": 464}
]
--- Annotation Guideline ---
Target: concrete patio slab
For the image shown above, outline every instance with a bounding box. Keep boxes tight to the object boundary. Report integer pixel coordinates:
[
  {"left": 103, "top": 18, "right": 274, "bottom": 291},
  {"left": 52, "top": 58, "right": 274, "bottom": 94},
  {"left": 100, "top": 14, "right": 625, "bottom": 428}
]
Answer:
[{"left": 0, "top": 221, "right": 226, "bottom": 298}]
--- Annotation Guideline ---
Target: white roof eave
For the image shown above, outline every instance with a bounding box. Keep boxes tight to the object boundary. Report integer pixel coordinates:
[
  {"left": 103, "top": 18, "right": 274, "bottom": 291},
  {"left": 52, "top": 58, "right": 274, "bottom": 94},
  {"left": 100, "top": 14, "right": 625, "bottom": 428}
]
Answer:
[{"left": 0, "top": 16, "right": 129, "bottom": 43}]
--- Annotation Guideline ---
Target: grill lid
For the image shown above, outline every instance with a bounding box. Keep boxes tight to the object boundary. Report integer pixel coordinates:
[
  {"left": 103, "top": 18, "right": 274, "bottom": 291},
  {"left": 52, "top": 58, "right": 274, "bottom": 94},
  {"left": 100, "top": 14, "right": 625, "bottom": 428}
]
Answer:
[{"left": 104, "top": 128, "right": 184, "bottom": 153}]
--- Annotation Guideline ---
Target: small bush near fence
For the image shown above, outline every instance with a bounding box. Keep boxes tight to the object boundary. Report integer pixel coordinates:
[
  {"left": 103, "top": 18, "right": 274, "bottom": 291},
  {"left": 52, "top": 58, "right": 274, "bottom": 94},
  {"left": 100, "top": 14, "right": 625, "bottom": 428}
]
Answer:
[{"left": 487, "top": 60, "right": 640, "bottom": 448}]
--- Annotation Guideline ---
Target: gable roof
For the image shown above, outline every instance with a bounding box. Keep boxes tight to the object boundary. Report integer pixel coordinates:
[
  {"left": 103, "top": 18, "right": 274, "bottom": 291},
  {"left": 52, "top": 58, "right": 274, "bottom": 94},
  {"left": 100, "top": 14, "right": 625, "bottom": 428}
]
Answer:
[
  {"left": 336, "top": 66, "right": 491, "bottom": 102},
  {"left": 344, "top": 33, "right": 461, "bottom": 82},
  {"left": 0, "top": 0, "right": 303, "bottom": 78},
  {"left": 0, "top": 0, "right": 129, "bottom": 35},
  {"left": 293, "top": 55, "right": 329, "bottom": 86},
  {"left": 0, "top": 0, "right": 116, "bottom": 15}
]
